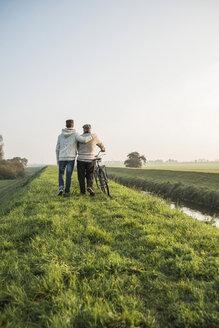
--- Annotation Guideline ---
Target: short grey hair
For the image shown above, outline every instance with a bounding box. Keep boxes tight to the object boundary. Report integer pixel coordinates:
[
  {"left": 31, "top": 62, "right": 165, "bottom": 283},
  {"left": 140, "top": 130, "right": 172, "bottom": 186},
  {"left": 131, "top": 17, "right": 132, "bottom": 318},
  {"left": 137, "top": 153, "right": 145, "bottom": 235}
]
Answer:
[{"left": 83, "top": 124, "right": 91, "bottom": 131}]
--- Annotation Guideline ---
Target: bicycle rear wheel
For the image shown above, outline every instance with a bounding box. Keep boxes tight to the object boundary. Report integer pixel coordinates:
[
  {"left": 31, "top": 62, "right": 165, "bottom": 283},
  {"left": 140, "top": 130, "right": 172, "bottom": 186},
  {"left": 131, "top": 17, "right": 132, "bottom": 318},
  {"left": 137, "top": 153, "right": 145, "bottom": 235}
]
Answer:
[{"left": 94, "top": 170, "right": 102, "bottom": 191}]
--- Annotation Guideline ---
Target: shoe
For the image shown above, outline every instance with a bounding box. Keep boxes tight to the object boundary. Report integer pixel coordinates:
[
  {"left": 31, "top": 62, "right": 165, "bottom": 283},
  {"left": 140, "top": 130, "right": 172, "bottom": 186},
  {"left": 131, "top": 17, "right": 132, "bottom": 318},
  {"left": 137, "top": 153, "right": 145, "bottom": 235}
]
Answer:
[
  {"left": 57, "top": 190, "right": 63, "bottom": 196},
  {"left": 87, "top": 187, "right": 95, "bottom": 196}
]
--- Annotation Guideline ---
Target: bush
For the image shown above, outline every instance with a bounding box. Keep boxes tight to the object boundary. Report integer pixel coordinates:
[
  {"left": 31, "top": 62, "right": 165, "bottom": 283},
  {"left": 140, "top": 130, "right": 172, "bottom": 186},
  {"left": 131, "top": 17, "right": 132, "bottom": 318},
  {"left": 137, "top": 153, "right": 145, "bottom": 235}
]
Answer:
[{"left": 0, "top": 160, "right": 25, "bottom": 179}]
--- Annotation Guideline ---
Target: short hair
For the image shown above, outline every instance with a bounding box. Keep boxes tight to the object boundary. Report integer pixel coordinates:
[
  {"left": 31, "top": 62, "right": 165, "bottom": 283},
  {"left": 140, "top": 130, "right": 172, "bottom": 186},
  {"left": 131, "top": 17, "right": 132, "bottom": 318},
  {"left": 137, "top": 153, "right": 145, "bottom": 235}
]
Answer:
[
  {"left": 83, "top": 124, "right": 91, "bottom": 131},
  {"left": 66, "top": 119, "right": 74, "bottom": 128}
]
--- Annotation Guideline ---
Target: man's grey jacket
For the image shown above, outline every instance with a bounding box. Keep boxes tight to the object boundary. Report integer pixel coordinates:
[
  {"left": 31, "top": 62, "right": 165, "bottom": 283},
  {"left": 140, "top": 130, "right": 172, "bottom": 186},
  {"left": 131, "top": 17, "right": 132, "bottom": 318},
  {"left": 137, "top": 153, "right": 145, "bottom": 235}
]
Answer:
[
  {"left": 56, "top": 128, "right": 92, "bottom": 162},
  {"left": 77, "top": 133, "right": 105, "bottom": 162}
]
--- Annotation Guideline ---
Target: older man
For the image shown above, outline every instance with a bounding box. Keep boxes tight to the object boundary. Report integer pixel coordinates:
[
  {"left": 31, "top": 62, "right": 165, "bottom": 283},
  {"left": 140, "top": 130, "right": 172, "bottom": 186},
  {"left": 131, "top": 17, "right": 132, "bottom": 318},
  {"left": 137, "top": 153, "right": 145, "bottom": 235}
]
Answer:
[
  {"left": 77, "top": 124, "right": 105, "bottom": 196},
  {"left": 56, "top": 119, "right": 93, "bottom": 196}
]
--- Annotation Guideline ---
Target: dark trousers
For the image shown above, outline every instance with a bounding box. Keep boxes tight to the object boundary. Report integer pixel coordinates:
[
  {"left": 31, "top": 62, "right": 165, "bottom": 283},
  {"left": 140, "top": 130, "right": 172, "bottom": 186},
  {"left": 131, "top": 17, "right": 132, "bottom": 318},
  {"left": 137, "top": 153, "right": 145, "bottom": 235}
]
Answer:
[
  {"left": 77, "top": 160, "right": 95, "bottom": 194},
  {"left": 59, "top": 160, "right": 75, "bottom": 193}
]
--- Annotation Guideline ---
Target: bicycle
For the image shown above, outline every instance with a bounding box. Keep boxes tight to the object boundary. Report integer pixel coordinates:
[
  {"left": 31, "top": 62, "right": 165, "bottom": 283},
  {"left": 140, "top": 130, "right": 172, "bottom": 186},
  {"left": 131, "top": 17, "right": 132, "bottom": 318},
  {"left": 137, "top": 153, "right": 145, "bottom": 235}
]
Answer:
[{"left": 93, "top": 151, "right": 111, "bottom": 197}]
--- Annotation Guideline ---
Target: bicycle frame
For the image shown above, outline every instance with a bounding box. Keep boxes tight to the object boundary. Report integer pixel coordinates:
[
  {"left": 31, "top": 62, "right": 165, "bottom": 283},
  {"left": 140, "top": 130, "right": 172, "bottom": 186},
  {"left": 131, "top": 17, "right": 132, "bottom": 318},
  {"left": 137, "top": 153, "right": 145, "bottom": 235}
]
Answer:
[
  {"left": 93, "top": 151, "right": 107, "bottom": 173},
  {"left": 93, "top": 151, "right": 110, "bottom": 196}
]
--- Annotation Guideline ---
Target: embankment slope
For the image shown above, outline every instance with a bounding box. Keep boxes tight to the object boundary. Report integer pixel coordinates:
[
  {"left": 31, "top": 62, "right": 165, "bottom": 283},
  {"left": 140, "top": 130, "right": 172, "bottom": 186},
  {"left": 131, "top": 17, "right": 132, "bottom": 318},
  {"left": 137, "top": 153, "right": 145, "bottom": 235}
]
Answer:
[
  {"left": 107, "top": 167, "right": 219, "bottom": 211},
  {"left": 0, "top": 166, "right": 46, "bottom": 213}
]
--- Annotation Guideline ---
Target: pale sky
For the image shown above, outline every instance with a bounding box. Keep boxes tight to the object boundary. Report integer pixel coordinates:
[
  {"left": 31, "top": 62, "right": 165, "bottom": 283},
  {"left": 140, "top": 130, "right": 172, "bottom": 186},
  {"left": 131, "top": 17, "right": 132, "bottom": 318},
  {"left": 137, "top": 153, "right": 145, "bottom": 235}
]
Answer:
[{"left": 0, "top": 0, "right": 219, "bottom": 164}]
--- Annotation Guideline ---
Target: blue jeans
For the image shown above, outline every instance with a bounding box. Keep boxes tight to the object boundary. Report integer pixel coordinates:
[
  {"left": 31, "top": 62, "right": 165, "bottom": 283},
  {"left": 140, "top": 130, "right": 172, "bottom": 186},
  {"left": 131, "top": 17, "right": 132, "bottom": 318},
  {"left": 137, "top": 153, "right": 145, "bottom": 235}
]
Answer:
[{"left": 58, "top": 160, "right": 75, "bottom": 193}]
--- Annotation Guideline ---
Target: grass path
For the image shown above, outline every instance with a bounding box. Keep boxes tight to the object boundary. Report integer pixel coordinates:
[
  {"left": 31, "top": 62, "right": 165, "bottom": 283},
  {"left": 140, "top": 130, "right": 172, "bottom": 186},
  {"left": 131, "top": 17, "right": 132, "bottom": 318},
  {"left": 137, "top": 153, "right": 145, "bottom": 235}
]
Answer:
[{"left": 0, "top": 166, "right": 218, "bottom": 327}]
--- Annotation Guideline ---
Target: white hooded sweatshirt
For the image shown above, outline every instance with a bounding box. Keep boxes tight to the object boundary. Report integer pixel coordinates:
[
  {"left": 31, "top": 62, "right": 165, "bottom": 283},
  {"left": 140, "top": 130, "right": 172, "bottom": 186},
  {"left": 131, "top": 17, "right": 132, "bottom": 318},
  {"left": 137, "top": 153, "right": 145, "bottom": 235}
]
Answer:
[{"left": 56, "top": 128, "right": 92, "bottom": 161}]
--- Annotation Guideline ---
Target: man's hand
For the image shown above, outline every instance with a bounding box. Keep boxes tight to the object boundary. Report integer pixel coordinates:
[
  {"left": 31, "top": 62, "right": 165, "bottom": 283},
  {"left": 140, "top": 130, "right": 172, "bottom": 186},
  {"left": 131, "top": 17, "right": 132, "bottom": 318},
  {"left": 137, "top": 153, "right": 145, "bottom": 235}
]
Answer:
[{"left": 57, "top": 161, "right": 59, "bottom": 166}]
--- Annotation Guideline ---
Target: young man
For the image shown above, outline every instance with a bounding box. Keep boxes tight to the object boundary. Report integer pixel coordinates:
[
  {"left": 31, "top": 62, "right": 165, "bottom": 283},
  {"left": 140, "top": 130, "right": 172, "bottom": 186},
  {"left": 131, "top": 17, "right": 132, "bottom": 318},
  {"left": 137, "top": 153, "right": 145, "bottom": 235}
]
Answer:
[
  {"left": 77, "top": 124, "right": 105, "bottom": 196},
  {"left": 56, "top": 119, "right": 93, "bottom": 196}
]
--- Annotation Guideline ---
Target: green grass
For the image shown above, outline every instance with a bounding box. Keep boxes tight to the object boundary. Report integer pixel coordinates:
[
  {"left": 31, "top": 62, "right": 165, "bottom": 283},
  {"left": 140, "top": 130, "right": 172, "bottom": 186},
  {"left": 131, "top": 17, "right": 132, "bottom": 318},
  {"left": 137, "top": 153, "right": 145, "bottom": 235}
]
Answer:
[
  {"left": 0, "top": 166, "right": 218, "bottom": 327},
  {"left": 107, "top": 168, "right": 219, "bottom": 211}
]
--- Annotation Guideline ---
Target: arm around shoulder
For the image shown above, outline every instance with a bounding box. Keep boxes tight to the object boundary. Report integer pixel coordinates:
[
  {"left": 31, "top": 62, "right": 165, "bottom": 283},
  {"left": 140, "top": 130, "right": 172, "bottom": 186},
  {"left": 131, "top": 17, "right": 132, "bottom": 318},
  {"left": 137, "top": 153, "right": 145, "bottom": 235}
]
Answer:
[{"left": 76, "top": 133, "right": 93, "bottom": 143}]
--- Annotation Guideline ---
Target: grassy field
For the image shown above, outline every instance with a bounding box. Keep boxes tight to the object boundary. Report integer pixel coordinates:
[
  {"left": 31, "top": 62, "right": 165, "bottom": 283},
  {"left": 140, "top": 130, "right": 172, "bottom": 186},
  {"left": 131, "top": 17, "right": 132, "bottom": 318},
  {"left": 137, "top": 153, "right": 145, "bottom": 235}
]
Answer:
[
  {"left": 107, "top": 167, "right": 219, "bottom": 211},
  {"left": 106, "top": 162, "right": 219, "bottom": 172},
  {"left": 0, "top": 180, "right": 15, "bottom": 188},
  {"left": 145, "top": 163, "right": 219, "bottom": 172},
  {"left": 0, "top": 166, "right": 218, "bottom": 327}
]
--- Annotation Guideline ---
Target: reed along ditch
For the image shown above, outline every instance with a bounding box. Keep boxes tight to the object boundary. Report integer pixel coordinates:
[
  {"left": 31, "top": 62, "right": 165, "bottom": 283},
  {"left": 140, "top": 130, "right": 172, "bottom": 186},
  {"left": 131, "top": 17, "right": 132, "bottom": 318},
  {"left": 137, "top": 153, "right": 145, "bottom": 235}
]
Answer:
[{"left": 107, "top": 167, "right": 219, "bottom": 227}]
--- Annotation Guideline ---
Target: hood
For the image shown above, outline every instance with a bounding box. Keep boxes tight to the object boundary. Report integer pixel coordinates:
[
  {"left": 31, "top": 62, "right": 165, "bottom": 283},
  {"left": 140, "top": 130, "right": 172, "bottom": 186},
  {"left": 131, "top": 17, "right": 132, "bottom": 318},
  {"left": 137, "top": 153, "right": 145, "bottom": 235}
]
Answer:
[{"left": 61, "top": 128, "right": 76, "bottom": 138}]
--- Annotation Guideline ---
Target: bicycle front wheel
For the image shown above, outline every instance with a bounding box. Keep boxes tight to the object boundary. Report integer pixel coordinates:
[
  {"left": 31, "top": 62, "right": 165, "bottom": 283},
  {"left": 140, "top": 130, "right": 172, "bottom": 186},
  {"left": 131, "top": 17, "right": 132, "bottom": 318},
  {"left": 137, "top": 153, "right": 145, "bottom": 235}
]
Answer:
[{"left": 97, "top": 168, "right": 110, "bottom": 196}]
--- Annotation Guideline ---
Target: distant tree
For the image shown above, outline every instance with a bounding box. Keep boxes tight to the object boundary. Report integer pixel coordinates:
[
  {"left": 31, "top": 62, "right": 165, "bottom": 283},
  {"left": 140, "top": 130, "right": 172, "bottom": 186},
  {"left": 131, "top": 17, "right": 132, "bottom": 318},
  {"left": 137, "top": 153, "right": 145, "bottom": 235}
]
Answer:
[
  {"left": 166, "top": 159, "right": 178, "bottom": 163},
  {"left": 149, "top": 159, "right": 163, "bottom": 164},
  {"left": 197, "top": 158, "right": 208, "bottom": 163},
  {"left": 0, "top": 160, "right": 24, "bottom": 179},
  {"left": 0, "top": 138, "right": 27, "bottom": 179},
  {"left": 124, "top": 152, "right": 146, "bottom": 168},
  {"left": 0, "top": 135, "right": 4, "bottom": 160},
  {"left": 21, "top": 158, "right": 28, "bottom": 167},
  {"left": 8, "top": 157, "right": 28, "bottom": 167}
]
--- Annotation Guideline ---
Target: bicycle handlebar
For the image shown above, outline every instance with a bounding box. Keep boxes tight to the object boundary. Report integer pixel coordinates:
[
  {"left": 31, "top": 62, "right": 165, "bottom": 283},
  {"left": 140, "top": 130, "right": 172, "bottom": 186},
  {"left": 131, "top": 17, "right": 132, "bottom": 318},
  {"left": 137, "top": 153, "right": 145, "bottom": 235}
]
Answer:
[
  {"left": 93, "top": 151, "right": 106, "bottom": 162},
  {"left": 95, "top": 150, "right": 101, "bottom": 158},
  {"left": 94, "top": 151, "right": 106, "bottom": 158}
]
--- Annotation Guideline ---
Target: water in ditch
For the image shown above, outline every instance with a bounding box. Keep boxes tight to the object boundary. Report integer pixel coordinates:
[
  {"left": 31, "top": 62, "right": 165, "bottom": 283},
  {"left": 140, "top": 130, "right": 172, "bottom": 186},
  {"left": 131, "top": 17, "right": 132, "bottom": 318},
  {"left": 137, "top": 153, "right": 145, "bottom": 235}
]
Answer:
[{"left": 141, "top": 191, "right": 219, "bottom": 228}]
